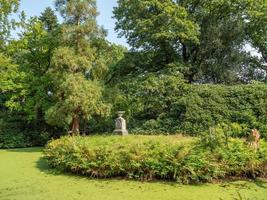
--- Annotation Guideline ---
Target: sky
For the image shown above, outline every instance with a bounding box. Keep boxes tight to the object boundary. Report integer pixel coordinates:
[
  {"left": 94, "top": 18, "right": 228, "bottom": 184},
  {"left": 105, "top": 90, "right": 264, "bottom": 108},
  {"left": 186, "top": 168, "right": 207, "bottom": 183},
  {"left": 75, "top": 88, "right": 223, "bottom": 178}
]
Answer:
[{"left": 17, "top": 0, "right": 128, "bottom": 47}]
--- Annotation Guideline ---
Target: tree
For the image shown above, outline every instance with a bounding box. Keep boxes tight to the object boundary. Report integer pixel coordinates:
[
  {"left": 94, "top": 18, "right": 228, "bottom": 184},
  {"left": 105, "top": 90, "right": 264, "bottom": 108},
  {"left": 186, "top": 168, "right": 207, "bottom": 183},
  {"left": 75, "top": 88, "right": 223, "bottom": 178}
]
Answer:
[
  {"left": 45, "top": 73, "right": 107, "bottom": 133},
  {"left": 39, "top": 7, "right": 59, "bottom": 32},
  {"left": 91, "top": 38, "right": 126, "bottom": 82},
  {"left": 0, "top": 7, "right": 61, "bottom": 139},
  {"left": 246, "top": 1, "right": 267, "bottom": 63},
  {"left": 176, "top": 0, "right": 267, "bottom": 83},
  {"left": 114, "top": 0, "right": 267, "bottom": 83},
  {"left": 11, "top": 15, "right": 59, "bottom": 124},
  {"left": 0, "top": 0, "right": 20, "bottom": 50},
  {"left": 47, "top": 0, "right": 109, "bottom": 134},
  {"left": 114, "top": 0, "right": 199, "bottom": 68},
  {"left": 0, "top": 53, "right": 25, "bottom": 110}
]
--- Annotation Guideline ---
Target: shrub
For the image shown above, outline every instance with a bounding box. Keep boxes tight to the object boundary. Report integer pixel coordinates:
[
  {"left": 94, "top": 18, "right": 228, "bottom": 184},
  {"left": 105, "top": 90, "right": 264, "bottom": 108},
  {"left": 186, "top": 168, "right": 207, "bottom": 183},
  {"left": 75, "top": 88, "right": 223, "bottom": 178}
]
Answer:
[
  {"left": 44, "top": 135, "right": 267, "bottom": 183},
  {"left": 106, "top": 77, "right": 267, "bottom": 139},
  {"left": 0, "top": 131, "right": 31, "bottom": 149}
]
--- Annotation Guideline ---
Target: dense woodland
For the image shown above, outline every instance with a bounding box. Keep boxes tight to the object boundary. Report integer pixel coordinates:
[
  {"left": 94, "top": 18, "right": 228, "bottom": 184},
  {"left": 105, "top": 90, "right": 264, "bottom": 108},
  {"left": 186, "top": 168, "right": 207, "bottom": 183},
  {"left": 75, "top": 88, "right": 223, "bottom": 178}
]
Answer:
[{"left": 0, "top": 0, "right": 267, "bottom": 148}]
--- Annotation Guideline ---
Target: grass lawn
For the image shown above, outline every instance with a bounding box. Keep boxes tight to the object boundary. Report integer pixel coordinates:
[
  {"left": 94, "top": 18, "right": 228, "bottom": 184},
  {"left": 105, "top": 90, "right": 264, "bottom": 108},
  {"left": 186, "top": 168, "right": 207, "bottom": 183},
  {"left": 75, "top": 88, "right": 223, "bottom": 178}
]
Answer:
[{"left": 0, "top": 148, "right": 266, "bottom": 200}]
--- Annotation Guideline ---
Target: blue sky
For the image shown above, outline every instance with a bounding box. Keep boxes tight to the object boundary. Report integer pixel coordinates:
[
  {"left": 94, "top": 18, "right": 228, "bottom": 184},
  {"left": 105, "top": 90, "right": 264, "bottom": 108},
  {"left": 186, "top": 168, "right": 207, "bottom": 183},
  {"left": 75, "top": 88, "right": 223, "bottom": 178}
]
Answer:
[{"left": 18, "top": 0, "right": 127, "bottom": 47}]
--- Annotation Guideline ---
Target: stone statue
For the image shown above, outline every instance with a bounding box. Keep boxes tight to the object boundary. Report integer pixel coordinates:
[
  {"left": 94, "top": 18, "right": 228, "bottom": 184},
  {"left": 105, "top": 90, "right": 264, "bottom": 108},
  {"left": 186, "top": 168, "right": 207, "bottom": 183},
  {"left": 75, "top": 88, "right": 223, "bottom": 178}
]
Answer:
[
  {"left": 113, "top": 111, "right": 128, "bottom": 135},
  {"left": 248, "top": 128, "right": 260, "bottom": 151}
]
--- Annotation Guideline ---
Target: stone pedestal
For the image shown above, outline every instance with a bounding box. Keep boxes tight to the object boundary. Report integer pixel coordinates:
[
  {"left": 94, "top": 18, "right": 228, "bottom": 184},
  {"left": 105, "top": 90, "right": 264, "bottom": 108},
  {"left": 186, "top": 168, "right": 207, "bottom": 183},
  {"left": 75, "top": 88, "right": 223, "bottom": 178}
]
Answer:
[{"left": 113, "top": 111, "right": 128, "bottom": 136}]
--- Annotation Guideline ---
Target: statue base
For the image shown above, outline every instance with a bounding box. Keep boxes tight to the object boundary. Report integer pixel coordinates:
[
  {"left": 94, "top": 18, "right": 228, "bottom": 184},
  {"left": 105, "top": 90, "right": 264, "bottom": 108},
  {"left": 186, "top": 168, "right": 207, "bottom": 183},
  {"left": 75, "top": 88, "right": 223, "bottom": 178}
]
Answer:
[{"left": 113, "top": 129, "right": 129, "bottom": 136}]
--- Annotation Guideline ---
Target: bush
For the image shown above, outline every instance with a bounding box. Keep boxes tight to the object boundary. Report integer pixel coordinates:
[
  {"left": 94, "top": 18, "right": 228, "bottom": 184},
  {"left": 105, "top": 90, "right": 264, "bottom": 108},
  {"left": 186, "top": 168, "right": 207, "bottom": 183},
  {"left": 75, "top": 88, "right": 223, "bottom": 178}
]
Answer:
[
  {"left": 44, "top": 135, "right": 267, "bottom": 183},
  {"left": 0, "top": 109, "right": 66, "bottom": 148},
  {"left": 0, "top": 132, "right": 31, "bottom": 148},
  {"left": 108, "top": 78, "right": 267, "bottom": 138}
]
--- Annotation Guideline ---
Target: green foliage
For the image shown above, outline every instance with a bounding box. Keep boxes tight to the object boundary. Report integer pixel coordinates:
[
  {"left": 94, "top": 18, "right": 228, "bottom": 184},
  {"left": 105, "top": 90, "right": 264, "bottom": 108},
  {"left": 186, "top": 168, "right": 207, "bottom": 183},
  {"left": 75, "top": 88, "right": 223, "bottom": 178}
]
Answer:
[
  {"left": 91, "top": 39, "right": 126, "bottom": 81},
  {"left": 246, "top": 0, "right": 267, "bottom": 64},
  {"left": 0, "top": 114, "right": 30, "bottom": 148},
  {"left": 0, "top": 1, "right": 125, "bottom": 145},
  {"left": 178, "top": 84, "right": 267, "bottom": 137},
  {"left": 114, "top": 0, "right": 199, "bottom": 74},
  {"left": 112, "top": 78, "right": 267, "bottom": 138},
  {"left": 114, "top": 0, "right": 267, "bottom": 83},
  {"left": 13, "top": 17, "right": 59, "bottom": 117},
  {"left": 39, "top": 7, "right": 59, "bottom": 32},
  {"left": 1, "top": 0, "right": 267, "bottom": 147},
  {"left": 45, "top": 74, "right": 109, "bottom": 127},
  {"left": 0, "top": 53, "right": 25, "bottom": 110},
  {"left": 0, "top": 54, "right": 23, "bottom": 93},
  {"left": 44, "top": 135, "right": 267, "bottom": 183},
  {"left": 48, "top": 0, "right": 110, "bottom": 134},
  {"left": 0, "top": 0, "right": 19, "bottom": 50},
  {"left": 0, "top": 14, "right": 62, "bottom": 142},
  {"left": 114, "top": 0, "right": 199, "bottom": 49},
  {"left": 0, "top": 110, "right": 61, "bottom": 148},
  {"left": 0, "top": 131, "right": 30, "bottom": 149},
  {"left": 200, "top": 126, "right": 229, "bottom": 151},
  {"left": 2, "top": 148, "right": 266, "bottom": 200}
]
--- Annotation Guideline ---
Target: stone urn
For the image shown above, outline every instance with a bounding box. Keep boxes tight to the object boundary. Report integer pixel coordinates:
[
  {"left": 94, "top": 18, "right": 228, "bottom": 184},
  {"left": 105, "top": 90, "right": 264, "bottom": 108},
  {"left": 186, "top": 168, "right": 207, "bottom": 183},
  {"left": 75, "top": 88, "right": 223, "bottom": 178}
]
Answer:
[{"left": 113, "top": 111, "right": 128, "bottom": 135}]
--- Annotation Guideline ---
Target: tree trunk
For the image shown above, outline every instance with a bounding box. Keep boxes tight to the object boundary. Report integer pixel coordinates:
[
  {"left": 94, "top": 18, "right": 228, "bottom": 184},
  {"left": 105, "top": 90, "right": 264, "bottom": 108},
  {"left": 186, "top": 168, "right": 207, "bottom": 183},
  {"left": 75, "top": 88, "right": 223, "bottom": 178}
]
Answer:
[
  {"left": 182, "top": 44, "right": 188, "bottom": 62},
  {"left": 82, "top": 117, "right": 88, "bottom": 135},
  {"left": 71, "top": 116, "right": 80, "bottom": 135}
]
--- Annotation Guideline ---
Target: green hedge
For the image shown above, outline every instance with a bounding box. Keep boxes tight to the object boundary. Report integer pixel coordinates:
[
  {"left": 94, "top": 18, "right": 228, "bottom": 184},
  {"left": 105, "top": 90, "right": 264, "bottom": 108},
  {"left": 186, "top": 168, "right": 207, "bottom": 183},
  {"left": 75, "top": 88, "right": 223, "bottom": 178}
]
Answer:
[
  {"left": 0, "top": 130, "right": 56, "bottom": 149},
  {"left": 177, "top": 84, "right": 267, "bottom": 138},
  {"left": 0, "top": 132, "right": 31, "bottom": 148},
  {"left": 44, "top": 136, "right": 267, "bottom": 183},
  {"left": 101, "top": 75, "right": 267, "bottom": 138}
]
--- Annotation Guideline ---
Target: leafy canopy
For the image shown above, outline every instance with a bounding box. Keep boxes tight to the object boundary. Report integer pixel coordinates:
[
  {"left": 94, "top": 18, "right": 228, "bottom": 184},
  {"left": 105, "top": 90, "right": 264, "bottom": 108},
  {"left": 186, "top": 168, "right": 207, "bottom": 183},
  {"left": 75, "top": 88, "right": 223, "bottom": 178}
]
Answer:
[
  {"left": 114, "top": 0, "right": 267, "bottom": 83},
  {"left": 46, "top": 0, "right": 109, "bottom": 134},
  {"left": 0, "top": 0, "right": 20, "bottom": 50}
]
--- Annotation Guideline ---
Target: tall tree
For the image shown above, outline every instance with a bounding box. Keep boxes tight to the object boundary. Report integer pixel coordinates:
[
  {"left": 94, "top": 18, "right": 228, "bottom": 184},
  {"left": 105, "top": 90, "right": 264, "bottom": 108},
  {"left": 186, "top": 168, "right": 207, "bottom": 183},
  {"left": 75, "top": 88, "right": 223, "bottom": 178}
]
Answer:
[
  {"left": 0, "top": 53, "right": 25, "bottom": 110},
  {"left": 246, "top": 1, "right": 267, "bottom": 63},
  {"left": 47, "top": 0, "right": 109, "bottom": 134},
  {"left": 3, "top": 8, "right": 60, "bottom": 134},
  {"left": 114, "top": 0, "right": 199, "bottom": 68},
  {"left": 0, "top": 0, "right": 20, "bottom": 50},
  {"left": 39, "top": 7, "right": 59, "bottom": 32},
  {"left": 114, "top": 0, "right": 267, "bottom": 83},
  {"left": 176, "top": 0, "right": 267, "bottom": 83}
]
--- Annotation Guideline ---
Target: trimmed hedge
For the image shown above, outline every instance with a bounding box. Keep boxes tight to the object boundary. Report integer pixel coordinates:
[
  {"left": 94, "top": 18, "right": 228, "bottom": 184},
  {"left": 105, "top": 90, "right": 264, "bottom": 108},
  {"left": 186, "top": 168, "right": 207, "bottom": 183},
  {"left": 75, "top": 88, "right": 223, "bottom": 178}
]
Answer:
[
  {"left": 114, "top": 77, "right": 267, "bottom": 138},
  {"left": 177, "top": 83, "right": 267, "bottom": 138},
  {"left": 88, "top": 75, "right": 267, "bottom": 138},
  {"left": 0, "top": 132, "right": 31, "bottom": 148},
  {"left": 0, "top": 130, "right": 54, "bottom": 149},
  {"left": 44, "top": 135, "right": 267, "bottom": 183}
]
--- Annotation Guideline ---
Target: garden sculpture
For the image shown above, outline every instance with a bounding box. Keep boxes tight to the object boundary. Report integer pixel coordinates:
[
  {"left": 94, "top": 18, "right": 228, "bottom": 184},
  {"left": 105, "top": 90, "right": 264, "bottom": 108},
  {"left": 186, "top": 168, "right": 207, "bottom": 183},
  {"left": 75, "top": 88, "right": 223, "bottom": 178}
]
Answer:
[{"left": 113, "top": 111, "right": 128, "bottom": 135}]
